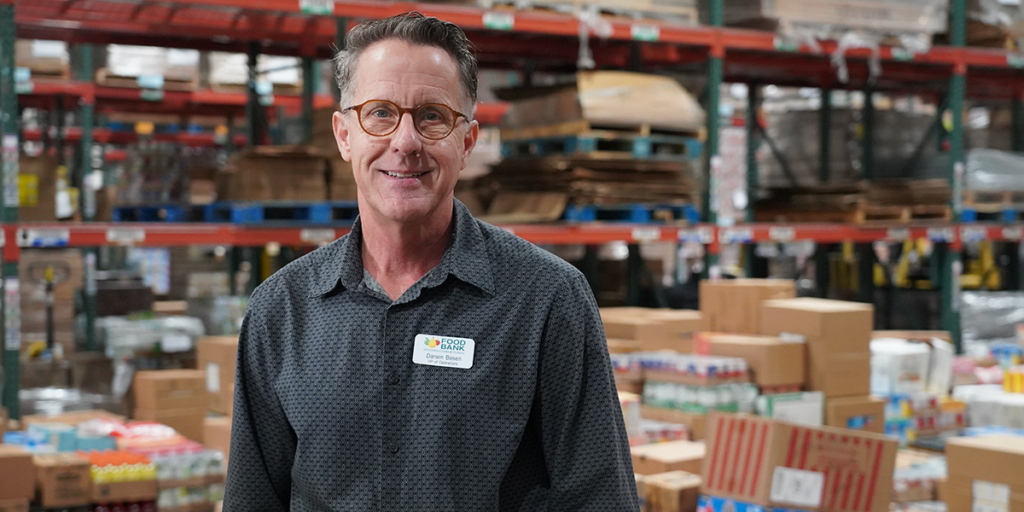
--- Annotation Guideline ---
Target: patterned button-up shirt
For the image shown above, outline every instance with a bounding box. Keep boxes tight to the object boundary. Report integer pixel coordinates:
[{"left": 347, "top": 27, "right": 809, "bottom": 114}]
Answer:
[{"left": 224, "top": 199, "right": 639, "bottom": 511}]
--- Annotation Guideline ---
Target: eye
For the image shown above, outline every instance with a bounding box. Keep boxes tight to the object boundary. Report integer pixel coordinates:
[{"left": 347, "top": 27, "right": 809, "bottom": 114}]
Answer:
[
  {"left": 422, "top": 112, "right": 441, "bottom": 122},
  {"left": 370, "top": 109, "right": 392, "bottom": 119}
]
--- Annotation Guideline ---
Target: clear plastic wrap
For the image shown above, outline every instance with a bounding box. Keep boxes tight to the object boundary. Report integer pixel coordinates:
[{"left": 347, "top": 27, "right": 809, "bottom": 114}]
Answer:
[
  {"left": 960, "top": 291, "right": 1024, "bottom": 355},
  {"left": 965, "top": 149, "right": 1024, "bottom": 192}
]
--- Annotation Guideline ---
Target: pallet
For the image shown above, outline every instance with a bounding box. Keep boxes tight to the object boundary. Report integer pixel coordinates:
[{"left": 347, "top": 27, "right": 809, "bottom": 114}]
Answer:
[
  {"left": 501, "top": 132, "right": 701, "bottom": 161},
  {"left": 563, "top": 203, "right": 698, "bottom": 223},
  {"left": 202, "top": 201, "right": 359, "bottom": 224},
  {"left": 210, "top": 82, "right": 303, "bottom": 95},
  {"left": 963, "top": 190, "right": 1024, "bottom": 212},
  {"left": 756, "top": 204, "right": 952, "bottom": 224},
  {"left": 961, "top": 208, "right": 1024, "bottom": 223},
  {"left": 112, "top": 204, "right": 195, "bottom": 222},
  {"left": 500, "top": 120, "right": 700, "bottom": 142},
  {"left": 481, "top": 0, "right": 698, "bottom": 23},
  {"left": 96, "top": 68, "right": 198, "bottom": 91}
]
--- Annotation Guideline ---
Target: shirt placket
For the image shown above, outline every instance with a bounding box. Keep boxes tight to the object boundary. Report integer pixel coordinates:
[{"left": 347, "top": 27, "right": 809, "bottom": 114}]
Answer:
[{"left": 380, "top": 300, "right": 404, "bottom": 510}]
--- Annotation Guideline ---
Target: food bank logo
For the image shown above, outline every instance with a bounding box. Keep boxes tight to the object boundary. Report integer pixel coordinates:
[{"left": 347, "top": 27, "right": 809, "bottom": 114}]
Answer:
[{"left": 423, "top": 337, "right": 467, "bottom": 351}]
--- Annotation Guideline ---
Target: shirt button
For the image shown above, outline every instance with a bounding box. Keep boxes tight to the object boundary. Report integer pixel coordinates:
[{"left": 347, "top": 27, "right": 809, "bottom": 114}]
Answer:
[
  {"left": 391, "top": 443, "right": 399, "bottom": 454},
  {"left": 388, "top": 374, "right": 400, "bottom": 385}
]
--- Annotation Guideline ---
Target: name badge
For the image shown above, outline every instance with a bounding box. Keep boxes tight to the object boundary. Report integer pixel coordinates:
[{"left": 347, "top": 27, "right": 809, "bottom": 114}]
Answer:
[{"left": 413, "top": 334, "right": 475, "bottom": 369}]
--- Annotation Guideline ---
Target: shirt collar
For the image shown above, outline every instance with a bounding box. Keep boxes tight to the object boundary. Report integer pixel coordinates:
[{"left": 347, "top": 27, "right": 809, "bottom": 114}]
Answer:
[{"left": 309, "top": 199, "right": 494, "bottom": 298}]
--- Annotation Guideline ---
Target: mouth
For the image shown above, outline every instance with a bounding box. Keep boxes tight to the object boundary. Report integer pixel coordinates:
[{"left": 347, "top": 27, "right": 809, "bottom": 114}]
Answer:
[{"left": 381, "top": 170, "right": 430, "bottom": 179}]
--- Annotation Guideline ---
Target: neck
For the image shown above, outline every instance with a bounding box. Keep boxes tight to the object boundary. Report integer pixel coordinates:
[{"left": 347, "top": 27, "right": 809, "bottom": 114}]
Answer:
[{"left": 359, "top": 198, "right": 455, "bottom": 287}]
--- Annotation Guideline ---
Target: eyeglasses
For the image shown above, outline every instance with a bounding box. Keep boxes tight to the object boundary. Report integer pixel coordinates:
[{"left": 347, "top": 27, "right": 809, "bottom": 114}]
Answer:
[{"left": 341, "top": 99, "right": 470, "bottom": 140}]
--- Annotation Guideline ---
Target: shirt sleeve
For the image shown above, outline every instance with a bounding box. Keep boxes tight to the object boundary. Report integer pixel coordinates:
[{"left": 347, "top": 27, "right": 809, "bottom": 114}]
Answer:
[
  {"left": 224, "top": 287, "right": 296, "bottom": 511},
  {"left": 537, "top": 273, "right": 640, "bottom": 511}
]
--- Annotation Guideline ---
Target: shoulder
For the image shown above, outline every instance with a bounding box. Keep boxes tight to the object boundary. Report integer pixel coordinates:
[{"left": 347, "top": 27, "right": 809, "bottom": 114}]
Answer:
[
  {"left": 248, "top": 236, "right": 346, "bottom": 310},
  {"left": 474, "top": 218, "right": 585, "bottom": 288}
]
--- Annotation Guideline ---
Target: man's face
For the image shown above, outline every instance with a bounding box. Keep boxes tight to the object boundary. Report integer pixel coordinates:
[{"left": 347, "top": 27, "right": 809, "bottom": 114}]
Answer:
[{"left": 333, "top": 40, "right": 479, "bottom": 224}]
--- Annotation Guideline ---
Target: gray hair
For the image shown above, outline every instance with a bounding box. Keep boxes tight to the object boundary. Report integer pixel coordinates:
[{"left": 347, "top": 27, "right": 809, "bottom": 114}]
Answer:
[{"left": 333, "top": 12, "right": 478, "bottom": 115}]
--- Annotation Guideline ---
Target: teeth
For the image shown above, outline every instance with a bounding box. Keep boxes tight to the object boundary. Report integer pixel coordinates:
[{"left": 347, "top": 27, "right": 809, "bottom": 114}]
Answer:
[{"left": 385, "top": 171, "right": 426, "bottom": 178}]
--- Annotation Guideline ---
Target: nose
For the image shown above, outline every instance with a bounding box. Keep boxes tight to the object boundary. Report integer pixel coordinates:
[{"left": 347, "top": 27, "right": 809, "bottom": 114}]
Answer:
[{"left": 391, "top": 112, "right": 423, "bottom": 155}]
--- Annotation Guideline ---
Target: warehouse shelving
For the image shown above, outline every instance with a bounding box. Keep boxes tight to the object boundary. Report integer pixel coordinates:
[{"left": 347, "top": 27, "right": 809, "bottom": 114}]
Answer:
[{"left": 1, "top": 0, "right": 1023, "bottom": 418}]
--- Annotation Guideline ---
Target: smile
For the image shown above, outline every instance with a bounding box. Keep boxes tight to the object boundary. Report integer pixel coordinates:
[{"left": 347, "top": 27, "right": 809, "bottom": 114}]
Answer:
[{"left": 381, "top": 170, "right": 429, "bottom": 179}]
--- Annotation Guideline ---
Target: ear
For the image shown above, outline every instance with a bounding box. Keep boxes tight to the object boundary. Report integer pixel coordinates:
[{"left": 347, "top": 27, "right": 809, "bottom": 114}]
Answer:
[
  {"left": 333, "top": 111, "right": 352, "bottom": 162},
  {"left": 459, "top": 120, "right": 480, "bottom": 169}
]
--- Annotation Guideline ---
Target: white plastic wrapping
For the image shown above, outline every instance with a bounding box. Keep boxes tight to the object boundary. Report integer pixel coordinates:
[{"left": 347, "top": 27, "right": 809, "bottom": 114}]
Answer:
[
  {"left": 961, "top": 291, "right": 1024, "bottom": 355},
  {"left": 965, "top": 149, "right": 1024, "bottom": 192}
]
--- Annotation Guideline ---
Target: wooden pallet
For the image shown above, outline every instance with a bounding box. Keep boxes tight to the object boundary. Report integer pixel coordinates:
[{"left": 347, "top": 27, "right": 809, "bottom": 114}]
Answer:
[
  {"left": 500, "top": 119, "right": 699, "bottom": 141},
  {"left": 963, "top": 190, "right": 1024, "bottom": 213},
  {"left": 96, "top": 68, "right": 198, "bottom": 91},
  {"left": 482, "top": 0, "right": 698, "bottom": 23},
  {"left": 210, "top": 82, "right": 303, "bottom": 95},
  {"left": 502, "top": 131, "right": 701, "bottom": 161},
  {"left": 756, "top": 204, "right": 952, "bottom": 224}
]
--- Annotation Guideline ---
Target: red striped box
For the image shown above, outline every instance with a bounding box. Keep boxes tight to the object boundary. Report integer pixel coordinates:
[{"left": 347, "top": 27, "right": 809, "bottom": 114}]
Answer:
[{"left": 700, "top": 412, "right": 897, "bottom": 512}]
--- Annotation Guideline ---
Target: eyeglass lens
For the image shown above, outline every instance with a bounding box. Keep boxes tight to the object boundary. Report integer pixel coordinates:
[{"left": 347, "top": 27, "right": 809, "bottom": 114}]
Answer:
[{"left": 359, "top": 101, "right": 457, "bottom": 139}]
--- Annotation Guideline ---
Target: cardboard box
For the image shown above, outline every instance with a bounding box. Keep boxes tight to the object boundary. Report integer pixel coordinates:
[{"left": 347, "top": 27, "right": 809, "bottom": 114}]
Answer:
[
  {"left": 220, "top": 147, "right": 329, "bottom": 202},
  {"left": 0, "top": 407, "right": 7, "bottom": 439},
  {"left": 204, "top": 417, "right": 232, "bottom": 467},
  {"left": 947, "top": 435, "right": 1024, "bottom": 488},
  {"left": 760, "top": 299, "right": 873, "bottom": 398},
  {"left": 197, "top": 336, "right": 239, "bottom": 416},
  {"left": 134, "top": 408, "right": 206, "bottom": 442},
  {"left": 133, "top": 370, "right": 207, "bottom": 411},
  {"left": 631, "top": 440, "right": 706, "bottom": 476},
  {"left": 701, "top": 412, "right": 897, "bottom": 512},
  {"left": 641, "top": 406, "right": 707, "bottom": 440},
  {"left": 93, "top": 480, "right": 158, "bottom": 504},
  {"left": 600, "top": 308, "right": 703, "bottom": 352},
  {"left": 635, "top": 474, "right": 647, "bottom": 511},
  {"left": 701, "top": 280, "right": 796, "bottom": 335},
  {"left": 870, "top": 338, "right": 931, "bottom": 396},
  {"left": 0, "top": 500, "right": 28, "bottom": 512},
  {"left": 21, "top": 409, "right": 125, "bottom": 428},
  {"left": 704, "top": 334, "right": 805, "bottom": 387},
  {"left": 644, "top": 471, "right": 701, "bottom": 512},
  {"left": 33, "top": 453, "right": 91, "bottom": 508},
  {"left": 0, "top": 446, "right": 34, "bottom": 500},
  {"left": 825, "top": 396, "right": 885, "bottom": 434}
]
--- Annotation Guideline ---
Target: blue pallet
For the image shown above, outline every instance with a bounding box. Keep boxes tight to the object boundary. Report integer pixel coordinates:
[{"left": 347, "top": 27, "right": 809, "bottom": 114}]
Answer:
[
  {"left": 501, "top": 133, "right": 701, "bottom": 161},
  {"left": 112, "top": 204, "right": 189, "bottom": 222},
  {"left": 563, "top": 203, "right": 699, "bottom": 224},
  {"left": 203, "top": 201, "right": 360, "bottom": 224},
  {"left": 961, "top": 208, "right": 1021, "bottom": 223}
]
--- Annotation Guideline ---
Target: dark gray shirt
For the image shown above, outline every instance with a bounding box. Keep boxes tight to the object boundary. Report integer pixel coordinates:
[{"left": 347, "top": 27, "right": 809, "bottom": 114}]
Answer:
[{"left": 224, "top": 200, "right": 639, "bottom": 511}]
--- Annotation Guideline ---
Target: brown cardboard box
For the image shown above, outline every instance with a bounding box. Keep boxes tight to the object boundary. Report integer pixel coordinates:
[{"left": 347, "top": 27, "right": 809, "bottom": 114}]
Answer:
[
  {"left": 947, "top": 435, "right": 1024, "bottom": 488},
  {"left": 760, "top": 298, "right": 873, "bottom": 398},
  {"left": 635, "top": 474, "right": 647, "bottom": 512},
  {"left": 645, "top": 471, "right": 701, "bottom": 512},
  {"left": 825, "top": 396, "right": 886, "bottom": 434},
  {"left": 220, "top": 147, "right": 329, "bottom": 202},
  {"left": 204, "top": 417, "right": 232, "bottom": 467},
  {"left": 0, "top": 446, "right": 34, "bottom": 501},
  {"left": 631, "top": 440, "right": 705, "bottom": 476},
  {"left": 704, "top": 334, "right": 805, "bottom": 387},
  {"left": 872, "top": 331, "right": 952, "bottom": 343},
  {"left": 33, "top": 453, "right": 91, "bottom": 508},
  {"left": 134, "top": 408, "right": 206, "bottom": 442},
  {"left": 641, "top": 406, "right": 707, "bottom": 440},
  {"left": 701, "top": 412, "right": 897, "bottom": 512},
  {"left": 600, "top": 308, "right": 703, "bottom": 352},
  {"left": 93, "top": 480, "right": 158, "bottom": 504},
  {"left": 197, "top": 336, "right": 239, "bottom": 416},
  {"left": 133, "top": 370, "right": 207, "bottom": 411},
  {"left": 0, "top": 500, "right": 28, "bottom": 512},
  {"left": 700, "top": 280, "right": 796, "bottom": 335}
]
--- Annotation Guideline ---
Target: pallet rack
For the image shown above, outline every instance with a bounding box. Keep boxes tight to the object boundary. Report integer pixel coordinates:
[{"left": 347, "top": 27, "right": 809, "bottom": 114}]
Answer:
[{"left": 1, "top": 0, "right": 1023, "bottom": 417}]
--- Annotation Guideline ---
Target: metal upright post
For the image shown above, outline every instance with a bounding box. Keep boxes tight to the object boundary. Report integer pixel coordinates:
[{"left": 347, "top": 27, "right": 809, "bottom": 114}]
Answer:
[
  {"left": 1013, "top": 92, "right": 1023, "bottom": 153},
  {"left": 245, "top": 42, "right": 262, "bottom": 146},
  {"left": 703, "top": 0, "right": 723, "bottom": 277},
  {"left": 301, "top": 56, "right": 315, "bottom": 144},
  {"left": 74, "top": 44, "right": 98, "bottom": 352},
  {"left": 862, "top": 86, "right": 875, "bottom": 181},
  {"left": 943, "top": 0, "right": 967, "bottom": 351},
  {"left": 0, "top": 1, "right": 20, "bottom": 418},
  {"left": 745, "top": 84, "right": 759, "bottom": 277},
  {"left": 820, "top": 89, "right": 832, "bottom": 183}
]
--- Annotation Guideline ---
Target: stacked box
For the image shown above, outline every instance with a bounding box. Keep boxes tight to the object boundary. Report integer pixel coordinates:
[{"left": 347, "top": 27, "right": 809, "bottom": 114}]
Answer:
[
  {"left": 760, "top": 298, "right": 873, "bottom": 398},
  {"left": 197, "top": 336, "right": 239, "bottom": 416},
  {"left": 33, "top": 454, "right": 92, "bottom": 509},
  {"left": 0, "top": 446, "right": 34, "bottom": 504},
  {"left": 631, "top": 440, "right": 705, "bottom": 476},
  {"left": 701, "top": 412, "right": 898, "bottom": 512},
  {"left": 17, "top": 155, "right": 59, "bottom": 222},
  {"left": 945, "top": 435, "right": 1024, "bottom": 512},
  {"left": 644, "top": 471, "right": 702, "bottom": 512},
  {"left": 701, "top": 279, "right": 796, "bottom": 335},
  {"left": 601, "top": 307, "right": 704, "bottom": 353},
  {"left": 203, "top": 417, "right": 233, "bottom": 468},
  {"left": 219, "top": 146, "right": 330, "bottom": 202},
  {"left": 133, "top": 370, "right": 207, "bottom": 442},
  {"left": 15, "top": 40, "right": 69, "bottom": 80},
  {"left": 700, "top": 334, "right": 806, "bottom": 389},
  {"left": 825, "top": 396, "right": 886, "bottom": 434},
  {"left": 18, "top": 248, "right": 84, "bottom": 356}
]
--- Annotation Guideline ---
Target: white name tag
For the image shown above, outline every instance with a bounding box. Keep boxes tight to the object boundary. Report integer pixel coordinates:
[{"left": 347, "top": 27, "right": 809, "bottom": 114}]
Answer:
[{"left": 413, "top": 334, "right": 475, "bottom": 369}]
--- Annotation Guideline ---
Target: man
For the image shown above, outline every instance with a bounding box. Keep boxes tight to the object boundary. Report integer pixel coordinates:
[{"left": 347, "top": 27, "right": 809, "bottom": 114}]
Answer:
[{"left": 225, "top": 12, "right": 638, "bottom": 511}]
